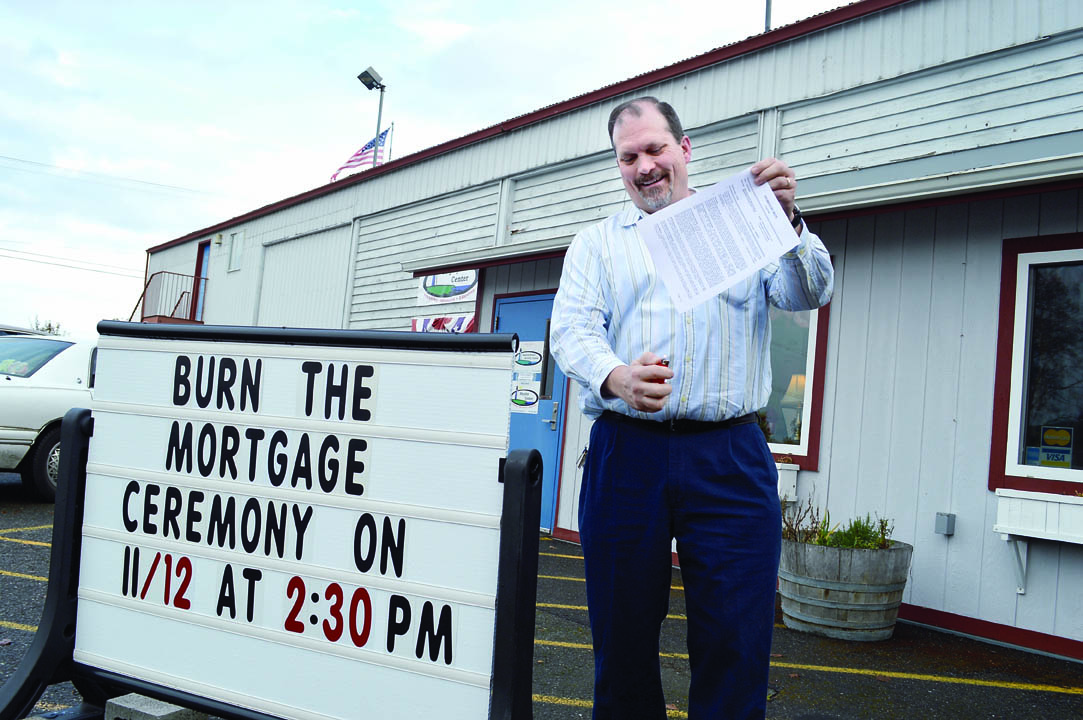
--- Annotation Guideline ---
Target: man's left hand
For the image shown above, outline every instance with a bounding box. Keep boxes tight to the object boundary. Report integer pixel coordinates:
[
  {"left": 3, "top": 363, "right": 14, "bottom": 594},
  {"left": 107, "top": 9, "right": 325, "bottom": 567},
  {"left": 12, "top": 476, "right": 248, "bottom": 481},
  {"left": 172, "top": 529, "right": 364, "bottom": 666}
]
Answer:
[{"left": 750, "top": 157, "right": 800, "bottom": 234}]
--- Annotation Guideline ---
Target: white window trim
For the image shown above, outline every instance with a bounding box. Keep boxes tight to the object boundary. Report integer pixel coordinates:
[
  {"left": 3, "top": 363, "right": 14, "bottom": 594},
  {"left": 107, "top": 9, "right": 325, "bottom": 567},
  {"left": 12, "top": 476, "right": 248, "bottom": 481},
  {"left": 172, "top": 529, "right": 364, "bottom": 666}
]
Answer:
[
  {"left": 1004, "top": 248, "right": 1083, "bottom": 484},
  {"left": 766, "top": 308, "right": 819, "bottom": 459}
]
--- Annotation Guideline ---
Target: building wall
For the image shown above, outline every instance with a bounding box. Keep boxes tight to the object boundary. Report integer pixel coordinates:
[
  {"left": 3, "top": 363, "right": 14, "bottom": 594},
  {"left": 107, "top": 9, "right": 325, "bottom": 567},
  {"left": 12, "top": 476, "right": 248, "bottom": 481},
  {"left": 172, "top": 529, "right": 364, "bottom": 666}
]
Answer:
[
  {"left": 349, "top": 184, "right": 500, "bottom": 331},
  {"left": 804, "top": 187, "right": 1083, "bottom": 643}
]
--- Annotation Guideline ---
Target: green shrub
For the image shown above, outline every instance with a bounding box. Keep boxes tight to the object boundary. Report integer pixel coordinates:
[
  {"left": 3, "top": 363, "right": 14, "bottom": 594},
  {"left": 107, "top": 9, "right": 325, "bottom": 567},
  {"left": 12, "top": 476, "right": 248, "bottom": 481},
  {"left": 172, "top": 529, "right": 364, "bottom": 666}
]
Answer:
[{"left": 782, "top": 498, "right": 894, "bottom": 550}]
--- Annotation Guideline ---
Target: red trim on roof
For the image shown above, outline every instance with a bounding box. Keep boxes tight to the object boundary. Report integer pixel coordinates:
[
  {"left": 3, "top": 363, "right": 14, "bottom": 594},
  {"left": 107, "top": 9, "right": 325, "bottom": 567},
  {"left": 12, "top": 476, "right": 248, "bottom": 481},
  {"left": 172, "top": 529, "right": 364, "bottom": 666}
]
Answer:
[{"left": 149, "top": 0, "right": 915, "bottom": 255}]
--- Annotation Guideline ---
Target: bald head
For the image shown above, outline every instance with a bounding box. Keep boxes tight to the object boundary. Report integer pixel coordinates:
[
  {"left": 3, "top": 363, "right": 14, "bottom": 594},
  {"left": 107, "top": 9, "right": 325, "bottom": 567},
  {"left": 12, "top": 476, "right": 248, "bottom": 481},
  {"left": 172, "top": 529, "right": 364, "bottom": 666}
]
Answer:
[{"left": 607, "top": 97, "right": 685, "bottom": 147}]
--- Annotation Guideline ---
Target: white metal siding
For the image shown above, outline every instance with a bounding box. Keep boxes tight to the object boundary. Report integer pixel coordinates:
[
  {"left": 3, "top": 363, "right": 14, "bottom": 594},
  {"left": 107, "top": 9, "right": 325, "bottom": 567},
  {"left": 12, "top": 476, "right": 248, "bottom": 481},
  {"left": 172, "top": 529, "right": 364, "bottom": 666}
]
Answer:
[
  {"left": 478, "top": 259, "right": 565, "bottom": 332},
  {"left": 349, "top": 184, "right": 500, "bottom": 330},
  {"left": 781, "top": 29, "right": 1083, "bottom": 198},
  {"left": 802, "top": 187, "right": 1083, "bottom": 643},
  {"left": 256, "top": 227, "right": 353, "bottom": 328}
]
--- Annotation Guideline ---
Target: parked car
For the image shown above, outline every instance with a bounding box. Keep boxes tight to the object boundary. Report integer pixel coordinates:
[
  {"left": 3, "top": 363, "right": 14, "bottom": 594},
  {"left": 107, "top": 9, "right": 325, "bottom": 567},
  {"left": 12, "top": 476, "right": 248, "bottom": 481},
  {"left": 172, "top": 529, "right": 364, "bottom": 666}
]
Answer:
[
  {"left": 0, "top": 323, "right": 39, "bottom": 336},
  {"left": 0, "top": 334, "right": 96, "bottom": 501}
]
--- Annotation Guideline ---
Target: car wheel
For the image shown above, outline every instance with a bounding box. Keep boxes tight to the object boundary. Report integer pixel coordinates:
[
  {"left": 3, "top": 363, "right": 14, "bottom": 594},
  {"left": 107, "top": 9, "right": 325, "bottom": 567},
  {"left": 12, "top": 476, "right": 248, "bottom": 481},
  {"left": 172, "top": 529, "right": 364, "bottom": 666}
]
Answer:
[{"left": 25, "top": 426, "right": 61, "bottom": 502}]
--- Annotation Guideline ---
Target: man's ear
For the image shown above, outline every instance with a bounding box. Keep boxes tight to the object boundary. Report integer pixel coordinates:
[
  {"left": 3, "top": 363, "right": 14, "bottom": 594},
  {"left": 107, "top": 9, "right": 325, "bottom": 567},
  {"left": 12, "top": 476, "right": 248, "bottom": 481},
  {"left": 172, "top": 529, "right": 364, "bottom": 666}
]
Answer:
[{"left": 680, "top": 135, "right": 692, "bottom": 162}]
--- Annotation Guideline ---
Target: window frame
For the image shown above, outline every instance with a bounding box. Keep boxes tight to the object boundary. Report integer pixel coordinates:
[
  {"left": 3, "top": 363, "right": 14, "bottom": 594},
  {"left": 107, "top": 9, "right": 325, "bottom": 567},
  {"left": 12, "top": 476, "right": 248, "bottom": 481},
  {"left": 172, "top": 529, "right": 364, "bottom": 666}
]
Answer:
[
  {"left": 767, "top": 301, "right": 831, "bottom": 471},
  {"left": 989, "top": 233, "right": 1083, "bottom": 495}
]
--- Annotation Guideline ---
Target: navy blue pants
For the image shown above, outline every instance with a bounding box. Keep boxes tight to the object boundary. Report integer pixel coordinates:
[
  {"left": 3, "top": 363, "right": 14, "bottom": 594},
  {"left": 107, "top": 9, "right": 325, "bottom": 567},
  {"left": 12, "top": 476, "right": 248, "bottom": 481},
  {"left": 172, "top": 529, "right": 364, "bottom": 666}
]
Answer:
[{"left": 579, "top": 412, "right": 781, "bottom": 720}]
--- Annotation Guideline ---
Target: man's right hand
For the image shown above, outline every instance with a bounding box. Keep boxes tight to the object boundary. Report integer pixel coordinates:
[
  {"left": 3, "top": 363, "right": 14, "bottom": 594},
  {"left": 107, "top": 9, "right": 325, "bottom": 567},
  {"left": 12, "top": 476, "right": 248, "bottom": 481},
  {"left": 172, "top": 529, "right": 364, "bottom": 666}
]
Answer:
[{"left": 601, "top": 352, "right": 673, "bottom": 412}]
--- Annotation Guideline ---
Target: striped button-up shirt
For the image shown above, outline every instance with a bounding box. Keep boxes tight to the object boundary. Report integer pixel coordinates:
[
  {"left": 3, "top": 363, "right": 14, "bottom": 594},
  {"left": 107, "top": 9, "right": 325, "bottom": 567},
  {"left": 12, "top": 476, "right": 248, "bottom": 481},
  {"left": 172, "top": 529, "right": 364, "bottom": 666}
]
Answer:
[{"left": 550, "top": 204, "right": 833, "bottom": 421}]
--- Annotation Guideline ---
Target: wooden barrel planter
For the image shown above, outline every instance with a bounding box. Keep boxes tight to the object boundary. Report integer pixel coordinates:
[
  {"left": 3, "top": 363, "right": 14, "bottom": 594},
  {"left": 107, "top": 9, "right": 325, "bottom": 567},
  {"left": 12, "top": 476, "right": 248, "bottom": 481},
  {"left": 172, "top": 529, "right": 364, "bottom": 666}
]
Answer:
[{"left": 777, "top": 539, "right": 913, "bottom": 641}]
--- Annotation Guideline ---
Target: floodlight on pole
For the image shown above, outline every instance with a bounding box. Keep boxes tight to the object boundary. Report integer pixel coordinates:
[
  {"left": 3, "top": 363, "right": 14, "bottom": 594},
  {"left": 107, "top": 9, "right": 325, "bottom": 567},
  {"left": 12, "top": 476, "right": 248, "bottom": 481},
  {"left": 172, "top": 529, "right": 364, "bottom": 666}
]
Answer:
[{"left": 357, "top": 66, "right": 386, "bottom": 168}]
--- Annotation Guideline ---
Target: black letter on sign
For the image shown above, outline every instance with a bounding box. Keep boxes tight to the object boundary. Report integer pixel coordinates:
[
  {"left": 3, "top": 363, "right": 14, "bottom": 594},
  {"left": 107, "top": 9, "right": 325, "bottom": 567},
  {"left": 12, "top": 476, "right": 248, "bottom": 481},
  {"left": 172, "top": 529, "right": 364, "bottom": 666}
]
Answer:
[
  {"left": 208, "top": 495, "right": 236, "bottom": 549},
  {"left": 241, "top": 358, "right": 261, "bottom": 413},
  {"left": 326, "top": 363, "right": 348, "bottom": 420},
  {"left": 220, "top": 425, "right": 240, "bottom": 479},
  {"left": 345, "top": 438, "right": 367, "bottom": 496},
  {"left": 318, "top": 435, "right": 339, "bottom": 493},
  {"left": 242, "top": 567, "right": 263, "bottom": 623},
  {"left": 264, "top": 502, "right": 288, "bottom": 559},
  {"left": 352, "top": 364, "right": 373, "bottom": 421},
  {"left": 166, "top": 421, "right": 193, "bottom": 474},
  {"left": 195, "top": 356, "right": 215, "bottom": 409},
  {"left": 197, "top": 423, "right": 216, "bottom": 477},
  {"left": 291, "top": 433, "right": 312, "bottom": 490},
  {"left": 122, "top": 480, "right": 139, "bottom": 532},
  {"left": 241, "top": 497, "right": 262, "bottom": 554},
  {"left": 268, "top": 430, "right": 288, "bottom": 487},
  {"left": 301, "top": 361, "right": 322, "bottom": 417},
  {"left": 142, "top": 483, "right": 161, "bottom": 535},
  {"left": 216, "top": 357, "right": 237, "bottom": 410},
  {"left": 415, "top": 602, "right": 454, "bottom": 665},
  {"left": 217, "top": 564, "right": 236, "bottom": 619},
  {"left": 353, "top": 513, "right": 377, "bottom": 573},
  {"left": 386, "top": 594, "right": 412, "bottom": 654},
  {"left": 173, "top": 356, "right": 191, "bottom": 406},
  {"left": 244, "top": 427, "right": 265, "bottom": 482},
  {"left": 381, "top": 516, "right": 406, "bottom": 578},
  {"left": 186, "top": 490, "right": 205, "bottom": 543},
  {"left": 163, "top": 486, "right": 183, "bottom": 540}
]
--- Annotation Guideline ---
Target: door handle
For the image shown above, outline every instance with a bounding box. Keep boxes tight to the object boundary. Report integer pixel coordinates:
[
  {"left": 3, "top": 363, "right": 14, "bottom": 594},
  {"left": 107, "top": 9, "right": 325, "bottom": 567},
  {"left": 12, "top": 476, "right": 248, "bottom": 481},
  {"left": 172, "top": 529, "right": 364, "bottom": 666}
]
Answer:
[{"left": 540, "top": 401, "right": 559, "bottom": 430}]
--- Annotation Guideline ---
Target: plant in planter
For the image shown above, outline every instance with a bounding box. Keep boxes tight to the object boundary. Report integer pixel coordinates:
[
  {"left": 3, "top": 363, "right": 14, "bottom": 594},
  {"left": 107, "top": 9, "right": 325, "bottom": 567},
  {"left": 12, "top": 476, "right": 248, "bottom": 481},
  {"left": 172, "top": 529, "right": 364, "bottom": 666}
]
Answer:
[{"left": 778, "top": 498, "right": 913, "bottom": 641}]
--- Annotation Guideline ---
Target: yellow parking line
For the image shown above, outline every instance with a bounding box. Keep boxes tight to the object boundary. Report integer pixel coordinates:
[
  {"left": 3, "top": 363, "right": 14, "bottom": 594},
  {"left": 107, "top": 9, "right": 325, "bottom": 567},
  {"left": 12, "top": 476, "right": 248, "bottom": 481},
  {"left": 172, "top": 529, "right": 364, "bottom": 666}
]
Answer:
[
  {"left": 534, "top": 640, "right": 1083, "bottom": 697},
  {"left": 0, "top": 525, "right": 52, "bottom": 534},
  {"left": 771, "top": 661, "right": 1083, "bottom": 697},
  {"left": 1, "top": 619, "right": 37, "bottom": 632},
  {"left": 538, "top": 601, "right": 687, "bottom": 621},
  {"left": 0, "top": 536, "right": 50, "bottom": 547},
  {"left": 537, "top": 574, "right": 685, "bottom": 592},
  {"left": 532, "top": 694, "right": 687, "bottom": 718},
  {"left": 540, "top": 551, "right": 584, "bottom": 560},
  {"left": 0, "top": 568, "right": 48, "bottom": 582},
  {"left": 33, "top": 703, "right": 70, "bottom": 713}
]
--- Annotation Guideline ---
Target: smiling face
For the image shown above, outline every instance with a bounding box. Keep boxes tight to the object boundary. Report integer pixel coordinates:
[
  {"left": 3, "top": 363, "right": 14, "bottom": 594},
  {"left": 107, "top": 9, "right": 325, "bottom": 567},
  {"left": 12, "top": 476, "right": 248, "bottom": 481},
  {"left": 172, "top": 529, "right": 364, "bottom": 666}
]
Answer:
[{"left": 611, "top": 102, "right": 692, "bottom": 214}]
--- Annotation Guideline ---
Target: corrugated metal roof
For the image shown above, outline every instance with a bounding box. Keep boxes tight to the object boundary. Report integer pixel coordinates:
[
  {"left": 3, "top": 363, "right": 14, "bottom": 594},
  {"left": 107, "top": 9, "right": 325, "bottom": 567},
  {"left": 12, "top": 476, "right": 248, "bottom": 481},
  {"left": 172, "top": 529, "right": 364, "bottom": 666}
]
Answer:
[{"left": 148, "top": 0, "right": 913, "bottom": 254}]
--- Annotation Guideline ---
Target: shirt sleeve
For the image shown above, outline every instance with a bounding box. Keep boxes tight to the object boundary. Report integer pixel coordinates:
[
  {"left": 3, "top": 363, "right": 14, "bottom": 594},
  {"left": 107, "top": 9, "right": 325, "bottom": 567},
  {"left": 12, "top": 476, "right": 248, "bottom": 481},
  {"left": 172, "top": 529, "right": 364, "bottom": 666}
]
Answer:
[
  {"left": 765, "top": 224, "right": 834, "bottom": 311},
  {"left": 549, "top": 225, "right": 625, "bottom": 403}
]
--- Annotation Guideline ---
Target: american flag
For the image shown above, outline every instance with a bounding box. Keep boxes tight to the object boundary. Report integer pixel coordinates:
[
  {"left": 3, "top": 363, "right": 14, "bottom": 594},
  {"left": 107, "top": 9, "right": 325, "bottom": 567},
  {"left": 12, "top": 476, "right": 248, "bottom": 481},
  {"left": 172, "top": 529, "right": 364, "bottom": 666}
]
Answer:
[{"left": 331, "top": 127, "right": 390, "bottom": 181}]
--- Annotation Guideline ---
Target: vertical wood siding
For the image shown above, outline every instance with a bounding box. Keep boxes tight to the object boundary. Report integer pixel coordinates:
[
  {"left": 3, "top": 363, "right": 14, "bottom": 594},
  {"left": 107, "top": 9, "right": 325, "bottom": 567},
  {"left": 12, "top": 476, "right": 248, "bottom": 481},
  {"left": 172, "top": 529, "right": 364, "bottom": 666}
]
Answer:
[
  {"left": 350, "top": 184, "right": 500, "bottom": 330},
  {"left": 806, "top": 187, "right": 1083, "bottom": 642}
]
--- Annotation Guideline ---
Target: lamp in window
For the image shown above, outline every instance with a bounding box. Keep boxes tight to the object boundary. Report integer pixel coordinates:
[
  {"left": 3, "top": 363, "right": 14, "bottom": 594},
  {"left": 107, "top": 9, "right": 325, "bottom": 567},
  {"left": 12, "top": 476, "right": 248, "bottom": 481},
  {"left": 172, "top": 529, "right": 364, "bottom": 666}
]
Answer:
[{"left": 781, "top": 373, "right": 806, "bottom": 408}]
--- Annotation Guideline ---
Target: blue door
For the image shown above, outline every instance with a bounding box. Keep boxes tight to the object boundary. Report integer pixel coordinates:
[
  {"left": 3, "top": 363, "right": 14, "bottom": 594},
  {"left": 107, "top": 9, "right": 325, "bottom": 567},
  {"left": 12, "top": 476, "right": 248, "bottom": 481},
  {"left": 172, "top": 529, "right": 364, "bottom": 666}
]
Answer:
[{"left": 496, "top": 294, "right": 567, "bottom": 532}]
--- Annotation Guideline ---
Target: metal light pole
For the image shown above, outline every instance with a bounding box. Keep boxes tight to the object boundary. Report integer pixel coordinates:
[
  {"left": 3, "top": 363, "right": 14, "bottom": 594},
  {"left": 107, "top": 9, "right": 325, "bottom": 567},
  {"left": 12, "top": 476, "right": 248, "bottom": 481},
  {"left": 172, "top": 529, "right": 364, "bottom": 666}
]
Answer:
[
  {"left": 357, "top": 66, "right": 386, "bottom": 168},
  {"left": 765, "top": 0, "right": 772, "bottom": 32}
]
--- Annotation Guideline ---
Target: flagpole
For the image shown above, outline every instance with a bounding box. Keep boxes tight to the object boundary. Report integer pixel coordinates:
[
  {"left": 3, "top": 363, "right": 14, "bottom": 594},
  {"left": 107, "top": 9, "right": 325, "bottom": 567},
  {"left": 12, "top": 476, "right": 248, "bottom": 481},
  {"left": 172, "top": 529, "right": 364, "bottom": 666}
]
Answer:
[
  {"left": 373, "top": 85, "right": 385, "bottom": 168},
  {"left": 387, "top": 123, "right": 395, "bottom": 163}
]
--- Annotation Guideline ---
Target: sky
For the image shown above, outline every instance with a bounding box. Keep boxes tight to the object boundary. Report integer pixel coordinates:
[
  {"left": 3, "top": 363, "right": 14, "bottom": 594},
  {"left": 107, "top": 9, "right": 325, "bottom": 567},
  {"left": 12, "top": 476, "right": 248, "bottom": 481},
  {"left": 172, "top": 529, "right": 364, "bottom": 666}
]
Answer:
[{"left": 0, "top": 0, "right": 849, "bottom": 338}]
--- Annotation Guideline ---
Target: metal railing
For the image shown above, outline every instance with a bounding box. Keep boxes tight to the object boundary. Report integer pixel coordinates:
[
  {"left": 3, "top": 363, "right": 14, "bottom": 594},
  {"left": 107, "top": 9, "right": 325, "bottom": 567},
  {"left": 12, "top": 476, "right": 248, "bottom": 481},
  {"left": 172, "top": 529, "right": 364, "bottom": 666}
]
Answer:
[{"left": 129, "top": 271, "right": 207, "bottom": 323}]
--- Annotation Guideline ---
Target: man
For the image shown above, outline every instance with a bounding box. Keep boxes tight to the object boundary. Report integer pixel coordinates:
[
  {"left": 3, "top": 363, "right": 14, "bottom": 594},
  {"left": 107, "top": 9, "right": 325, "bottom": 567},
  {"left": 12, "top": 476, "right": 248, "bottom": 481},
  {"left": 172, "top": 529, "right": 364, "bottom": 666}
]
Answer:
[{"left": 549, "top": 97, "right": 833, "bottom": 719}]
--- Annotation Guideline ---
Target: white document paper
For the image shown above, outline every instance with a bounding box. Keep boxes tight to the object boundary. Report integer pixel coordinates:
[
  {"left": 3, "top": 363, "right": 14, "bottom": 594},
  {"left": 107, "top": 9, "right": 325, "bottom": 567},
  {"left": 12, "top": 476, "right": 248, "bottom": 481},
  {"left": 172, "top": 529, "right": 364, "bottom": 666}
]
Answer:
[{"left": 639, "top": 169, "right": 799, "bottom": 312}]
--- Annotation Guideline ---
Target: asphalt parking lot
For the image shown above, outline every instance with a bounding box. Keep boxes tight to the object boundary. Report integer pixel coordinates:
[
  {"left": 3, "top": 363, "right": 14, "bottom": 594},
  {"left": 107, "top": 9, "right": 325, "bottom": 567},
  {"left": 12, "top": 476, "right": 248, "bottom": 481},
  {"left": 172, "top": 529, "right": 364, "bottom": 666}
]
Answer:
[{"left": 2, "top": 470, "right": 1082, "bottom": 719}]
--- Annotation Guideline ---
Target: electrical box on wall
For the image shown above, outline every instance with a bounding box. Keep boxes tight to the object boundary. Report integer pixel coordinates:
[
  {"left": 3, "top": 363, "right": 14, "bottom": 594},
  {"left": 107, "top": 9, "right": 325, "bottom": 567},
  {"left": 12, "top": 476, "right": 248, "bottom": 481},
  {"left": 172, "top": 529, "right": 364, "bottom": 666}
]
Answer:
[{"left": 935, "top": 512, "right": 956, "bottom": 536}]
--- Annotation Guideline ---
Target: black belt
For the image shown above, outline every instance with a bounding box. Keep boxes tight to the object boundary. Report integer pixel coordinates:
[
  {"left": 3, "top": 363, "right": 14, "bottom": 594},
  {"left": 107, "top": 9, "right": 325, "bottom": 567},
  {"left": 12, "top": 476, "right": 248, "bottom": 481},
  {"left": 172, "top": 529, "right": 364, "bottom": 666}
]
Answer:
[{"left": 602, "top": 411, "right": 757, "bottom": 434}]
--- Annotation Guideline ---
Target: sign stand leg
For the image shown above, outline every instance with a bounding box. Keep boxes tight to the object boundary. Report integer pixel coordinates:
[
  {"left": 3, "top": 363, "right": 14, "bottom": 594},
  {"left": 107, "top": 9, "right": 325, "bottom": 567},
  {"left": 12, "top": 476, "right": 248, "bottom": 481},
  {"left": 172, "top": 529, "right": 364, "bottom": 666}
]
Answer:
[
  {"left": 490, "top": 449, "right": 542, "bottom": 720},
  {"left": 0, "top": 409, "right": 102, "bottom": 720}
]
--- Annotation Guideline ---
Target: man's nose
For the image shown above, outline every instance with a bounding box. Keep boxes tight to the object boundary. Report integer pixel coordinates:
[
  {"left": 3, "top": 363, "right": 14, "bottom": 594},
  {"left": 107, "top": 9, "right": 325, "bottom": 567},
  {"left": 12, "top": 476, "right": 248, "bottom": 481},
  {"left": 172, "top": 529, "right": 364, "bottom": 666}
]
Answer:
[{"left": 637, "top": 157, "right": 656, "bottom": 175}]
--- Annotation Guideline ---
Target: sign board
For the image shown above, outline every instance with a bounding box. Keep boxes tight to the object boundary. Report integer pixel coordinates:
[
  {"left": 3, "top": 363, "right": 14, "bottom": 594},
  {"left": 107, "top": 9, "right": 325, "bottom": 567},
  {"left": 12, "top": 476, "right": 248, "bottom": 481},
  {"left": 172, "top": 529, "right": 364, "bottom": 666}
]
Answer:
[{"left": 63, "top": 324, "right": 531, "bottom": 720}]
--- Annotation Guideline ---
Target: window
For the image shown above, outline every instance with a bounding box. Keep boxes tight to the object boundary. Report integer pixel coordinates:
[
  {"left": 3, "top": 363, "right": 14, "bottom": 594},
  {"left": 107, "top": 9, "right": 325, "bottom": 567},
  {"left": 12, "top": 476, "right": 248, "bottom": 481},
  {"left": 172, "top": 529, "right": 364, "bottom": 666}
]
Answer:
[
  {"left": 760, "top": 302, "right": 830, "bottom": 470},
  {"left": 228, "top": 231, "right": 243, "bottom": 271},
  {"left": 990, "top": 234, "right": 1083, "bottom": 495}
]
